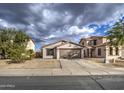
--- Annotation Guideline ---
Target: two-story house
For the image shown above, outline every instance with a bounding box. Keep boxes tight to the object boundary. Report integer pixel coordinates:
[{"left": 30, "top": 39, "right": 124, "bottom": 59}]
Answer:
[{"left": 79, "top": 36, "right": 123, "bottom": 62}]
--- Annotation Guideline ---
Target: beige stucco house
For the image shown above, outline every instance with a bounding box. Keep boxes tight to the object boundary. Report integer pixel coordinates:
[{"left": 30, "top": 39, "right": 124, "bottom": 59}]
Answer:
[
  {"left": 42, "top": 40, "right": 83, "bottom": 59},
  {"left": 79, "top": 36, "right": 124, "bottom": 63},
  {"left": 26, "top": 39, "right": 35, "bottom": 52}
]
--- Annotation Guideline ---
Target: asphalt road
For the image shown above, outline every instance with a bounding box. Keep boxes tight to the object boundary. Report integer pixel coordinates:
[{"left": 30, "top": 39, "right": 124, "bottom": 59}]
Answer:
[{"left": 0, "top": 75, "right": 124, "bottom": 90}]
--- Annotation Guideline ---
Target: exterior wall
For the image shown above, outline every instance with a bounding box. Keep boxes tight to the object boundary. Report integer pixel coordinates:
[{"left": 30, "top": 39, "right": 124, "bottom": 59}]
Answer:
[
  {"left": 121, "top": 46, "right": 124, "bottom": 58},
  {"left": 105, "top": 46, "right": 122, "bottom": 63},
  {"left": 102, "top": 37, "right": 107, "bottom": 43},
  {"left": 83, "top": 47, "right": 90, "bottom": 57},
  {"left": 42, "top": 48, "right": 55, "bottom": 59},
  {"left": 43, "top": 41, "right": 66, "bottom": 49},
  {"left": 96, "top": 38, "right": 103, "bottom": 45},
  {"left": 95, "top": 46, "right": 106, "bottom": 58},
  {"left": 80, "top": 39, "right": 89, "bottom": 46},
  {"left": 42, "top": 42, "right": 83, "bottom": 59},
  {"left": 57, "top": 43, "right": 83, "bottom": 49},
  {"left": 26, "top": 39, "right": 35, "bottom": 52},
  {"left": 80, "top": 37, "right": 107, "bottom": 47},
  {"left": 95, "top": 37, "right": 107, "bottom": 45},
  {"left": 82, "top": 47, "right": 105, "bottom": 58},
  {"left": 90, "top": 37, "right": 107, "bottom": 46},
  {"left": 42, "top": 41, "right": 66, "bottom": 59}
]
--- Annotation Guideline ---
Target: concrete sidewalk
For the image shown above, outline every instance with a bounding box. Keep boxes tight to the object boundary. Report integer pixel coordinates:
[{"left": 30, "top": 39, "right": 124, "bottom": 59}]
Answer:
[{"left": 0, "top": 59, "right": 124, "bottom": 76}]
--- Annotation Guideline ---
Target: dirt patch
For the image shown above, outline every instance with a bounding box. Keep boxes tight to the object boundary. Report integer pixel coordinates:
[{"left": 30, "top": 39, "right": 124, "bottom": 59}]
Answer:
[{"left": 0, "top": 59, "right": 61, "bottom": 69}]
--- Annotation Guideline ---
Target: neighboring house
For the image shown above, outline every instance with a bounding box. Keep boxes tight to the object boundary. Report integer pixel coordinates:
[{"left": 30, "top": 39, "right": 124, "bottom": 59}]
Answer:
[
  {"left": 79, "top": 36, "right": 123, "bottom": 62},
  {"left": 42, "top": 40, "right": 83, "bottom": 59},
  {"left": 26, "top": 39, "right": 35, "bottom": 52}
]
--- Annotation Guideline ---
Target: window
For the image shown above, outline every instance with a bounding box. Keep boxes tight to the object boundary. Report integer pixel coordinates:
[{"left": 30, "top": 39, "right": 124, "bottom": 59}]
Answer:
[
  {"left": 115, "top": 47, "right": 119, "bottom": 55},
  {"left": 98, "top": 48, "right": 101, "bottom": 56},
  {"left": 109, "top": 47, "right": 113, "bottom": 55},
  {"left": 88, "top": 41, "right": 92, "bottom": 46},
  {"left": 93, "top": 40, "right": 97, "bottom": 45},
  {"left": 82, "top": 42, "right": 84, "bottom": 46},
  {"left": 46, "top": 49, "right": 54, "bottom": 56}
]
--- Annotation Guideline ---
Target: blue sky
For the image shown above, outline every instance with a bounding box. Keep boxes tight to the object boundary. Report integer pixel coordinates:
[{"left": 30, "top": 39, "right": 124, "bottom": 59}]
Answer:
[{"left": 0, "top": 3, "right": 124, "bottom": 51}]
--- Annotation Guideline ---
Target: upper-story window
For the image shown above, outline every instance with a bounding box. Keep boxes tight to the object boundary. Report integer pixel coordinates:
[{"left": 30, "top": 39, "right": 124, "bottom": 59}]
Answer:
[
  {"left": 88, "top": 41, "right": 92, "bottom": 46},
  {"left": 82, "top": 42, "right": 84, "bottom": 46},
  {"left": 93, "top": 40, "right": 97, "bottom": 45}
]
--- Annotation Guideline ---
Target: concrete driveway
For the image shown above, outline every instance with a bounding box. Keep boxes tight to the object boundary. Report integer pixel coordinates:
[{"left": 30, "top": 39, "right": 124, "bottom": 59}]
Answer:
[
  {"left": 0, "top": 59, "right": 124, "bottom": 76},
  {"left": 59, "top": 59, "right": 124, "bottom": 76}
]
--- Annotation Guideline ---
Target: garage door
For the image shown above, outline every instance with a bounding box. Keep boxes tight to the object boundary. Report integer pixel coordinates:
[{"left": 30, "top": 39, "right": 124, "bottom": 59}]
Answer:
[{"left": 59, "top": 49, "right": 81, "bottom": 59}]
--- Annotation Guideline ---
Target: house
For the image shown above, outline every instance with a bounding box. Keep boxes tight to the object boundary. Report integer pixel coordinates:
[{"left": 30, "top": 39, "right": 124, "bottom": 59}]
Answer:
[
  {"left": 42, "top": 40, "right": 83, "bottom": 59},
  {"left": 26, "top": 39, "right": 35, "bottom": 52},
  {"left": 79, "top": 36, "right": 123, "bottom": 62}
]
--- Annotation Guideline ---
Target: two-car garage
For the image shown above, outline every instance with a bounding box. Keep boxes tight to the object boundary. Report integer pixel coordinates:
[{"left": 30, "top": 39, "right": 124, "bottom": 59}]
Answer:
[
  {"left": 56, "top": 42, "right": 83, "bottom": 59},
  {"left": 59, "top": 49, "right": 81, "bottom": 59},
  {"left": 42, "top": 40, "right": 83, "bottom": 59}
]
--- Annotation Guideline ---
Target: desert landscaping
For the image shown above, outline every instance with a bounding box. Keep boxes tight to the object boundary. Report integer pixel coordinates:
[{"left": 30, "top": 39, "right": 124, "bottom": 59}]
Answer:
[{"left": 0, "top": 59, "right": 61, "bottom": 69}]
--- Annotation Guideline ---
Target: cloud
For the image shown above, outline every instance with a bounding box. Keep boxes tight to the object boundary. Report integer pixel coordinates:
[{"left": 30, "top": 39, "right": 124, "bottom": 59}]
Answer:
[
  {"left": 0, "top": 3, "right": 124, "bottom": 50},
  {"left": 44, "top": 34, "right": 56, "bottom": 39},
  {"left": 68, "top": 26, "right": 95, "bottom": 35}
]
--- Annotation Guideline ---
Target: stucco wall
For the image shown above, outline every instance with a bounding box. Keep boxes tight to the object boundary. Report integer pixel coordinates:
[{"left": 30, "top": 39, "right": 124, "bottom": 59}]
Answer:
[
  {"left": 26, "top": 40, "right": 35, "bottom": 52},
  {"left": 57, "top": 43, "right": 83, "bottom": 49},
  {"left": 42, "top": 41, "right": 83, "bottom": 59},
  {"left": 80, "top": 37, "right": 107, "bottom": 46},
  {"left": 83, "top": 47, "right": 89, "bottom": 57},
  {"left": 42, "top": 48, "right": 55, "bottom": 59},
  {"left": 42, "top": 41, "right": 66, "bottom": 59},
  {"left": 95, "top": 46, "right": 106, "bottom": 58}
]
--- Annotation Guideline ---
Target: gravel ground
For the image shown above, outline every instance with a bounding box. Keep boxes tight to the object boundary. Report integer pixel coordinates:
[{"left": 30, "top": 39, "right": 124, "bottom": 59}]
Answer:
[{"left": 0, "top": 59, "right": 61, "bottom": 69}]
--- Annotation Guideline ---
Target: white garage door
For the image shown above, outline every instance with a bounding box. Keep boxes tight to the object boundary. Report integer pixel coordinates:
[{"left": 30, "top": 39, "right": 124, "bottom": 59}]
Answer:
[{"left": 59, "top": 49, "right": 81, "bottom": 59}]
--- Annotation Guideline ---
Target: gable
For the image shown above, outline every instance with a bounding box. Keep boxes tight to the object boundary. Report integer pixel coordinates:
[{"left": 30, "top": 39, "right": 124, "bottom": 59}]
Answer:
[
  {"left": 42, "top": 41, "right": 66, "bottom": 48},
  {"left": 56, "top": 42, "right": 83, "bottom": 49}
]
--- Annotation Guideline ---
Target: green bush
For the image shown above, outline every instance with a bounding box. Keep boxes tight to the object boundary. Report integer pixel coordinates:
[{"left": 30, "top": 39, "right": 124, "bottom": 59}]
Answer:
[
  {"left": 26, "top": 49, "right": 35, "bottom": 60},
  {"left": 9, "top": 44, "right": 27, "bottom": 63},
  {"left": 0, "top": 28, "right": 31, "bottom": 63}
]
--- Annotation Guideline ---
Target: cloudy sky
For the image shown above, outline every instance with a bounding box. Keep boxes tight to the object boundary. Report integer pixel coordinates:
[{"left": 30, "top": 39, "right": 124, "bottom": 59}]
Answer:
[{"left": 0, "top": 3, "right": 124, "bottom": 51}]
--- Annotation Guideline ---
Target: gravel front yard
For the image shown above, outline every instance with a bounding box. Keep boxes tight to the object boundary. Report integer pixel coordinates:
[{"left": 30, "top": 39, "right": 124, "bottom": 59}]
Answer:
[{"left": 0, "top": 59, "right": 61, "bottom": 69}]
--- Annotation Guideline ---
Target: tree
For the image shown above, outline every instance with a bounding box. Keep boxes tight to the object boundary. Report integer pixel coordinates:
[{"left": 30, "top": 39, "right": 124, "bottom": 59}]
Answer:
[
  {"left": 26, "top": 49, "right": 35, "bottom": 60},
  {"left": 0, "top": 28, "right": 30, "bottom": 63},
  {"left": 107, "top": 19, "right": 124, "bottom": 46},
  {"left": 8, "top": 44, "right": 26, "bottom": 63},
  {"left": 0, "top": 28, "right": 16, "bottom": 59}
]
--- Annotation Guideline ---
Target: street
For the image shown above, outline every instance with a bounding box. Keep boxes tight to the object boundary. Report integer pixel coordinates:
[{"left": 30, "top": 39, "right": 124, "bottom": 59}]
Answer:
[{"left": 0, "top": 75, "right": 124, "bottom": 90}]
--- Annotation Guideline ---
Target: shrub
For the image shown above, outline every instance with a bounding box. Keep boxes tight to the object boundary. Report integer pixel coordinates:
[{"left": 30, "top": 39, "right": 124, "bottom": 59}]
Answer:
[
  {"left": 8, "top": 44, "right": 27, "bottom": 63},
  {"left": 26, "top": 49, "right": 35, "bottom": 60}
]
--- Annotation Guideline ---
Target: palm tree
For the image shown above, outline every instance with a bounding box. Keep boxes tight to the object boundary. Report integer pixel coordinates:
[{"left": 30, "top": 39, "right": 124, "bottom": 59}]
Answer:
[{"left": 107, "top": 19, "right": 124, "bottom": 46}]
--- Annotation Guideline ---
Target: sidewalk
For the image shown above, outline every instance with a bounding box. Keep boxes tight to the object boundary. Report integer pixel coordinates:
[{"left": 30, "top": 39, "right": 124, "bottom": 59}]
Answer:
[{"left": 0, "top": 59, "right": 124, "bottom": 76}]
